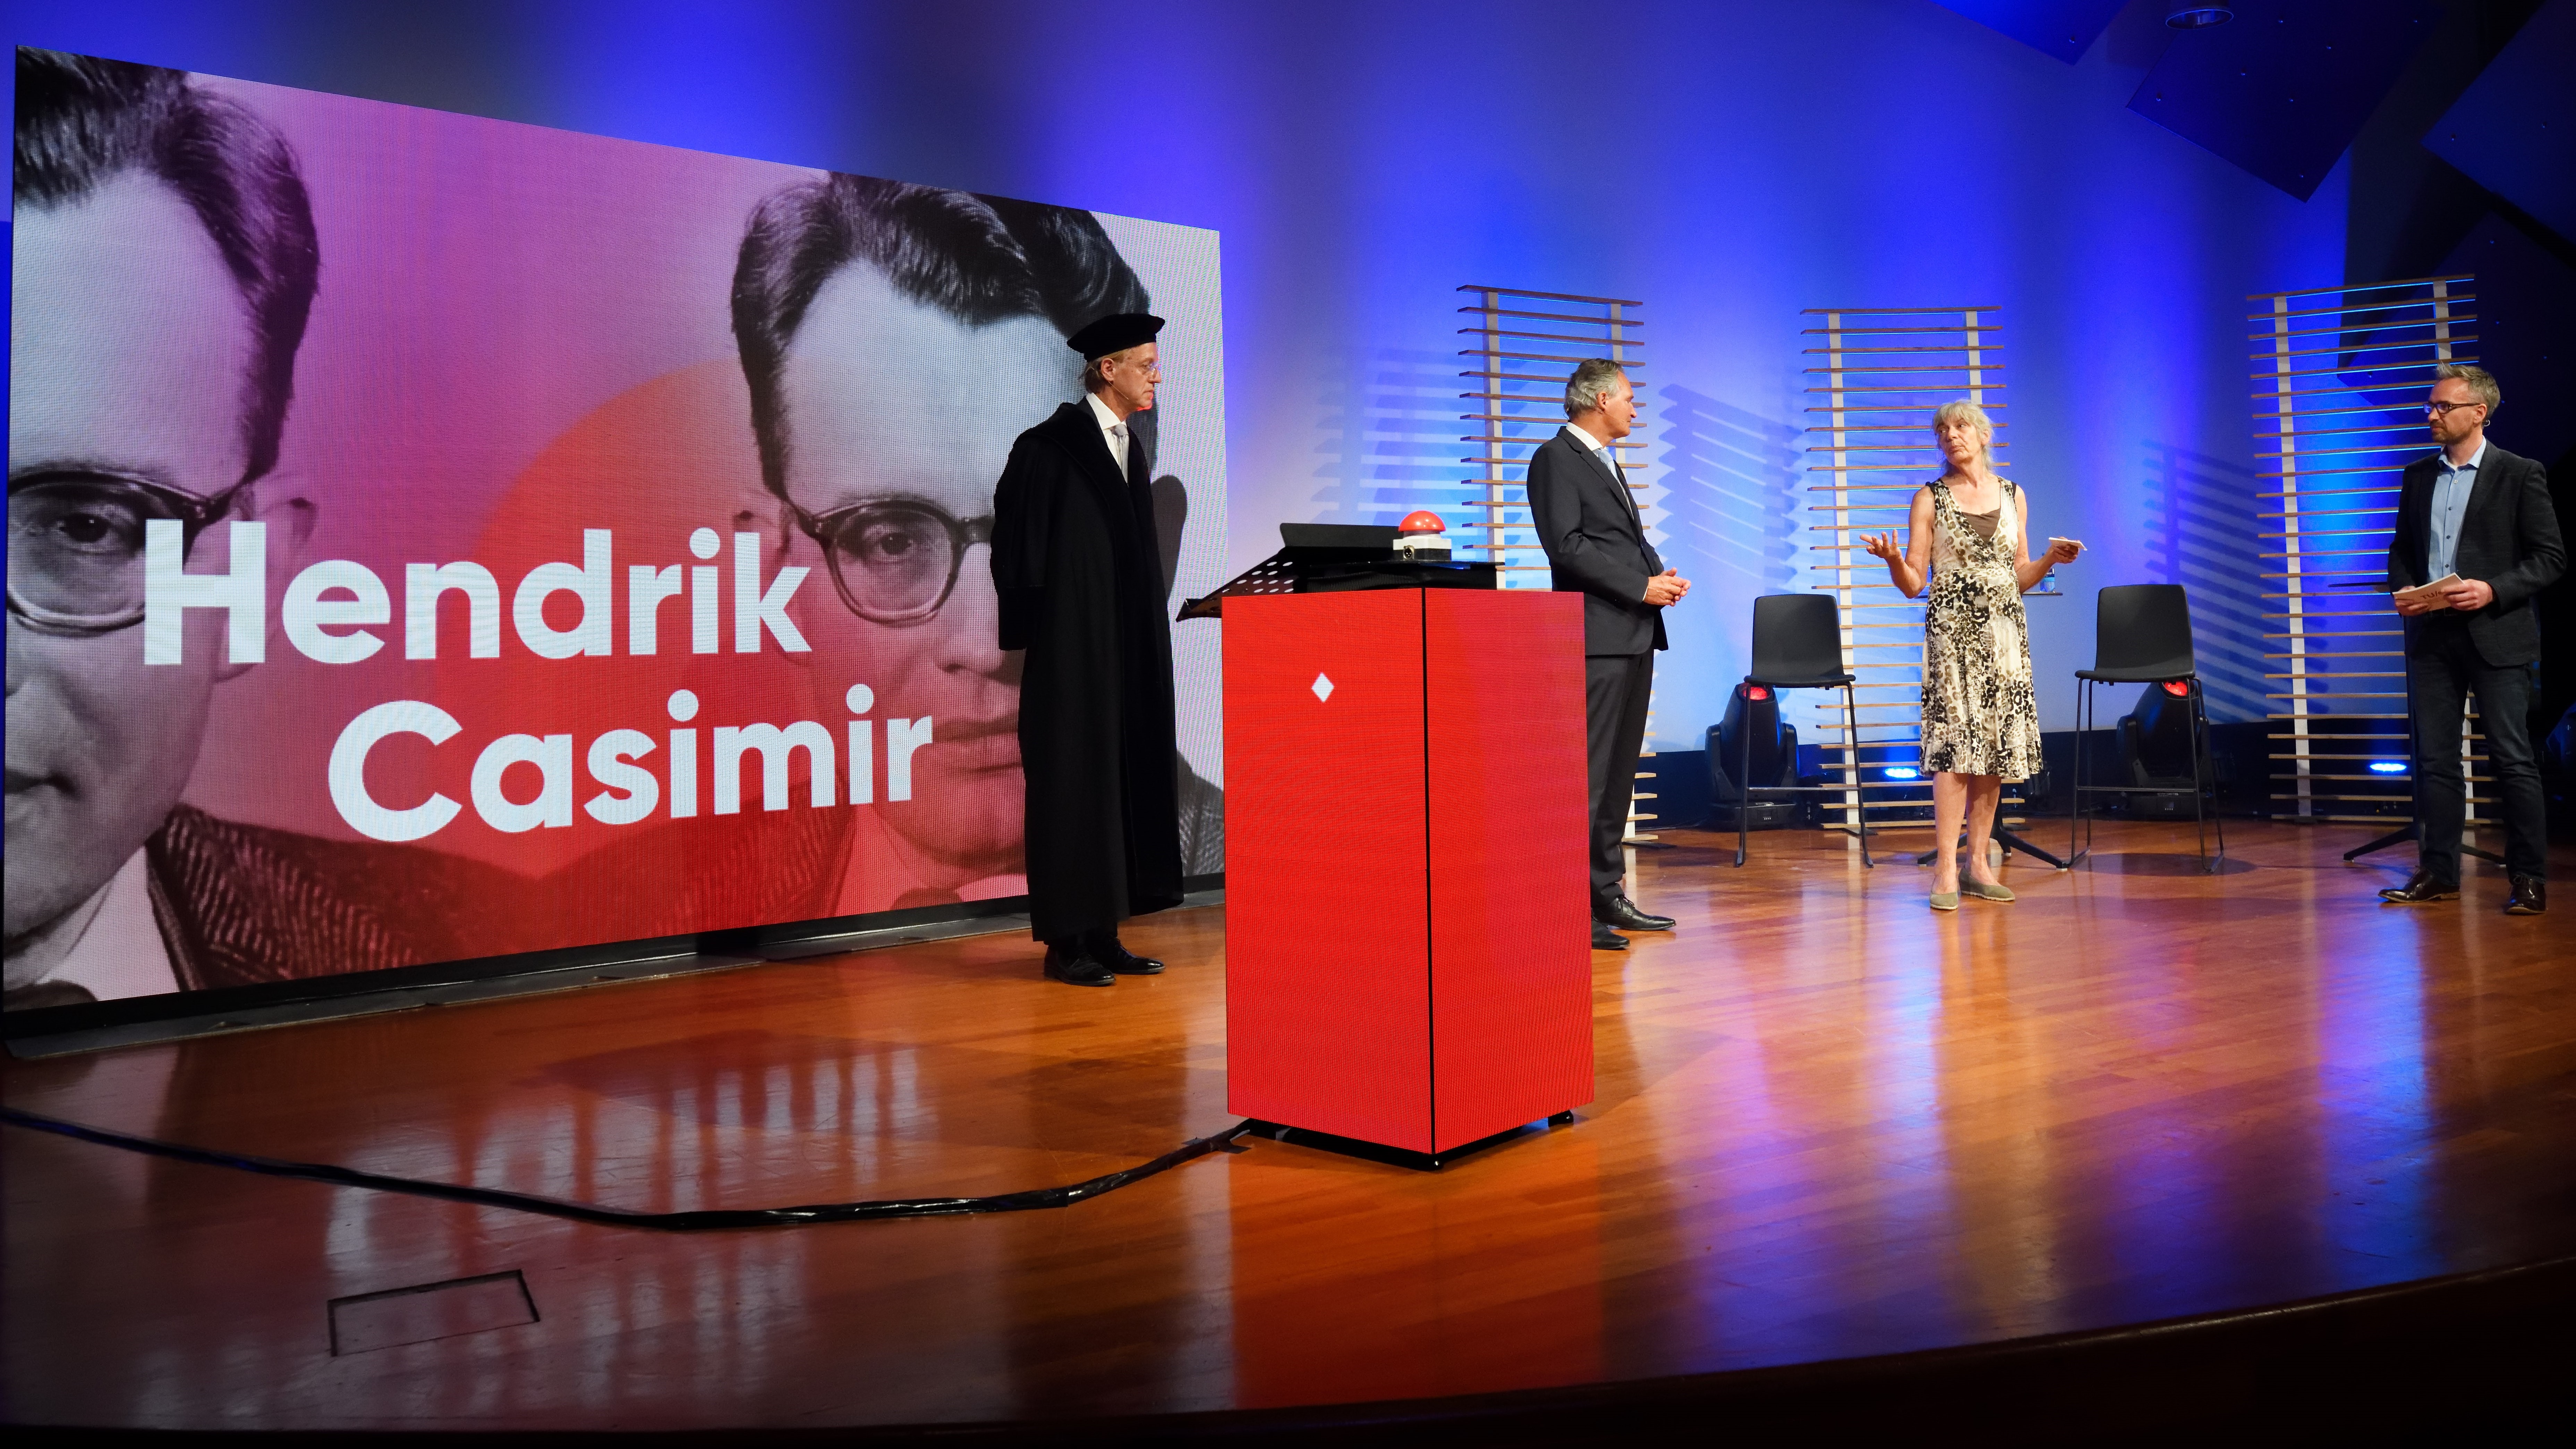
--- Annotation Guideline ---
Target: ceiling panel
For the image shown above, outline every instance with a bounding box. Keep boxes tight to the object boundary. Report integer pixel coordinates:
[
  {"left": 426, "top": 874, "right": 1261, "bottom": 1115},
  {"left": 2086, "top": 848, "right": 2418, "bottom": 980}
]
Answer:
[
  {"left": 1932, "top": 0, "right": 2132, "bottom": 63},
  {"left": 2127, "top": 1, "right": 2444, "bottom": 199},
  {"left": 2423, "top": 0, "right": 2575, "bottom": 243}
]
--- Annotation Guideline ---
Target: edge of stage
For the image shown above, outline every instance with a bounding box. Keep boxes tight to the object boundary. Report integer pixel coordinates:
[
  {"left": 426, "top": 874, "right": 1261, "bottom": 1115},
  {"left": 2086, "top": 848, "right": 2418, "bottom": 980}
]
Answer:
[
  {"left": 6, "top": 820, "right": 2572, "bottom": 1436},
  {"left": 777, "top": 1257, "right": 2576, "bottom": 1443}
]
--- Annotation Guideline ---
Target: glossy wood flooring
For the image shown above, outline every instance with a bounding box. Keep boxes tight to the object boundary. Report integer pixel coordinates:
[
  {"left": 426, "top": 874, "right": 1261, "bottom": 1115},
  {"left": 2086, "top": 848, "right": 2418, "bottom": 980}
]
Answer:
[{"left": 6, "top": 821, "right": 2573, "bottom": 1431}]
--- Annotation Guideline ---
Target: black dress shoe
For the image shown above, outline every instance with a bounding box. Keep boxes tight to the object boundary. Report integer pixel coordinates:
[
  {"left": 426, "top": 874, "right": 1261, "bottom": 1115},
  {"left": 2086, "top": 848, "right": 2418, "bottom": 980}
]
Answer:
[
  {"left": 1591, "top": 921, "right": 1629, "bottom": 951},
  {"left": 2378, "top": 872, "right": 2459, "bottom": 904},
  {"left": 1090, "top": 932, "right": 1166, "bottom": 975},
  {"left": 2506, "top": 874, "right": 2547, "bottom": 915},
  {"left": 1043, "top": 944, "right": 1116, "bottom": 987},
  {"left": 1597, "top": 896, "right": 1676, "bottom": 932}
]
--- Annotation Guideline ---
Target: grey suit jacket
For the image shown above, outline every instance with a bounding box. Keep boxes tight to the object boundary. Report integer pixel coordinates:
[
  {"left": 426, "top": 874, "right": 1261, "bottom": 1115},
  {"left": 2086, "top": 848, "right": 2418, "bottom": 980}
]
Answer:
[
  {"left": 2382, "top": 442, "right": 2563, "bottom": 666},
  {"left": 1527, "top": 426, "right": 1667, "bottom": 655}
]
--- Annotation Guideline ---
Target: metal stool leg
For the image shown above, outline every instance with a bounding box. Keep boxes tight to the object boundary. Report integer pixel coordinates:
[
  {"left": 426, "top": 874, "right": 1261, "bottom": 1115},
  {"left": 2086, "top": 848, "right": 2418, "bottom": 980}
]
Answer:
[
  {"left": 2195, "top": 675, "right": 2215, "bottom": 861},
  {"left": 1843, "top": 683, "right": 1872, "bottom": 868},
  {"left": 1735, "top": 690, "right": 1754, "bottom": 868},
  {"left": 2068, "top": 676, "right": 2084, "bottom": 868},
  {"left": 2193, "top": 678, "right": 2226, "bottom": 868},
  {"left": 2070, "top": 678, "right": 2095, "bottom": 869}
]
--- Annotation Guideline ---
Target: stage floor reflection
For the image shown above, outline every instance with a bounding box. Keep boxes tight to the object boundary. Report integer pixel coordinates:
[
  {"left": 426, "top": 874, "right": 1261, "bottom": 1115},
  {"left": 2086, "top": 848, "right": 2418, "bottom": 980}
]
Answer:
[{"left": 6, "top": 820, "right": 2571, "bottom": 1430}]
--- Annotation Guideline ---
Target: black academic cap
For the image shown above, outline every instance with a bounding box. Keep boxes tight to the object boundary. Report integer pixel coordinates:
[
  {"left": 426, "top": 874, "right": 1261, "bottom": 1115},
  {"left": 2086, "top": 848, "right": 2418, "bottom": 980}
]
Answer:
[{"left": 1066, "top": 312, "right": 1165, "bottom": 360}]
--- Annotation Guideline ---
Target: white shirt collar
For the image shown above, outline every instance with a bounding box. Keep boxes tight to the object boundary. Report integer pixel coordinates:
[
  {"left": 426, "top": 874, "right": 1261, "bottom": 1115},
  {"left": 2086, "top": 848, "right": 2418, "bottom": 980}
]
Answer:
[
  {"left": 1086, "top": 392, "right": 1132, "bottom": 476},
  {"left": 2439, "top": 439, "right": 2486, "bottom": 474},
  {"left": 1564, "top": 421, "right": 1613, "bottom": 454},
  {"left": 44, "top": 849, "right": 179, "bottom": 1002}
]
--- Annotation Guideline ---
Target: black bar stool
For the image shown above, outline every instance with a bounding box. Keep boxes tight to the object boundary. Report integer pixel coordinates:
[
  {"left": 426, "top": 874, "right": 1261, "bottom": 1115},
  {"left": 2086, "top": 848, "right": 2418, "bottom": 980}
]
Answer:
[
  {"left": 2069, "top": 584, "right": 2224, "bottom": 871},
  {"left": 1736, "top": 593, "right": 1873, "bottom": 869}
]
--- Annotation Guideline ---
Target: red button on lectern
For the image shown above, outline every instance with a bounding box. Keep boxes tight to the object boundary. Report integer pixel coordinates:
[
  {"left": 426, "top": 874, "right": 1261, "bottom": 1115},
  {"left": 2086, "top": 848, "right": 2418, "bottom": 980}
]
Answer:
[{"left": 1225, "top": 587, "right": 1593, "bottom": 1164}]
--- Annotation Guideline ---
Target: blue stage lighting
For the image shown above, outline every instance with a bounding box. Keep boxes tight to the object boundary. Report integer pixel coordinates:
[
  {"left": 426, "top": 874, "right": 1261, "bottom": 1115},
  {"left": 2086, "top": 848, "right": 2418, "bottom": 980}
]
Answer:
[
  {"left": 2165, "top": 6, "right": 2232, "bottom": 27},
  {"left": 1883, "top": 765, "right": 1921, "bottom": 780},
  {"left": 2367, "top": 761, "right": 2408, "bottom": 774}
]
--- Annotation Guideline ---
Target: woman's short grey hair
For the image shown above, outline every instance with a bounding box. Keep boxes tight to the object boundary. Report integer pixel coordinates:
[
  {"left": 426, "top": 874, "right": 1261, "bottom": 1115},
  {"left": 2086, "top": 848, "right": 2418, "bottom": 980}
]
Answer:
[
  {"left": 1932, "top": 398, "right": 1997, "bottom": 467},
  {"left": 2433, "top": 362, "right": 2501, "bottom": 416},
  {"left": 1564, "top": 358, "right": 1628, "bottom": 418}
]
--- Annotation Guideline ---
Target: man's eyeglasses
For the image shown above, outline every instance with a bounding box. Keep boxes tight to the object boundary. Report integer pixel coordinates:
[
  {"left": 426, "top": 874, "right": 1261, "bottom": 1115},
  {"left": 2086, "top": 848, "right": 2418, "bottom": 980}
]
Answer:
[
  {"left": 7, "top": 472, "right": 246, "bottom": 634},
  {"left": 784, "top": 497, "right": 994, "bottom": 626},
  {"left": 2424, "top": 399, "right": 2486, "bottom": 417}
]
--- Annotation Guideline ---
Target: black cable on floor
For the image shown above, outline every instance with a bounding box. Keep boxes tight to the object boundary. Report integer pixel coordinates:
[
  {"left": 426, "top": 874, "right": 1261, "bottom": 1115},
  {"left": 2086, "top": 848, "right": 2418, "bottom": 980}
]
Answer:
[{"left": 0, "top": 1106, "right": 1254, "bottom": 1231}]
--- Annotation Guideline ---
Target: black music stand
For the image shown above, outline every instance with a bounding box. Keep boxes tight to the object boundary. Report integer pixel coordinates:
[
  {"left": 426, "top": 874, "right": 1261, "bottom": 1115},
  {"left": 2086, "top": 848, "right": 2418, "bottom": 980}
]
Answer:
[
  {"left": 1919, "top": 822, "right": 2068, "bottom": 871},
  {"left": 2340, "top": 710, "right": 2505, "bottom": 867},
  {"left": 1911, "top": 581, "right": 2067, "bottom": 871},
  {"left": 2320, "top": 579, "right": 2504, "bottom": 867}
]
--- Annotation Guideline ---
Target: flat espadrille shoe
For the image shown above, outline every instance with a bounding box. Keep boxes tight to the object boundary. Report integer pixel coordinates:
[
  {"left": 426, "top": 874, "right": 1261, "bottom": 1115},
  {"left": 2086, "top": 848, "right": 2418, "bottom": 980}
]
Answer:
[
  {"left": 1930, "top": 891, "right": 1960, "bottom": 912},
  {"left": 1962, "top": 879, "right": 2016, "bottom": 903}
]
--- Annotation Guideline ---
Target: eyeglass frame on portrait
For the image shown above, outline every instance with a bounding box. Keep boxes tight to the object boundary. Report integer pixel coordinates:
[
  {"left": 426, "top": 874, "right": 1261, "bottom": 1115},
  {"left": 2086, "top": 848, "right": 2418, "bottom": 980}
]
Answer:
[
  {"left": 779, "top": 494, "right": 996, "bottom": 627},
  {"left": 2423, "top": 398, "right": 2486, "bottom": 417},
  {"left": 6, "top": 469, "right": 250, "bottom": 635}
]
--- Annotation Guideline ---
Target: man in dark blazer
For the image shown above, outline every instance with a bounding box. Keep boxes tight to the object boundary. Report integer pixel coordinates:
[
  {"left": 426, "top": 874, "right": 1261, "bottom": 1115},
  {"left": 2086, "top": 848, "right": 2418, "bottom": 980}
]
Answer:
[
  {"left": 2380, "top": 364, "right": 2564, "bottom": 915},
  {"left": 1527, "top": 359, "right": 1691, "bottom": 951}
]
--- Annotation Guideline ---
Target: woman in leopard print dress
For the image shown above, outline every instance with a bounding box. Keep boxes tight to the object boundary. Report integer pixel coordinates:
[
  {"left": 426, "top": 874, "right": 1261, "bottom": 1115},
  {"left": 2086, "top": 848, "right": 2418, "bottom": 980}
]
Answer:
[{"left": 1861, "top": 400, "right": 2081, "bottom": 910}]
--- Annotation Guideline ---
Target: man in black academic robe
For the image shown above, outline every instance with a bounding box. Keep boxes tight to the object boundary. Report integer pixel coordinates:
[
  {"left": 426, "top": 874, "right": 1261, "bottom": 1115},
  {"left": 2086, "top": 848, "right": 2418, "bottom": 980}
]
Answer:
[{"left": 991, "top": 313, "right": 1186, "bottom": 985}]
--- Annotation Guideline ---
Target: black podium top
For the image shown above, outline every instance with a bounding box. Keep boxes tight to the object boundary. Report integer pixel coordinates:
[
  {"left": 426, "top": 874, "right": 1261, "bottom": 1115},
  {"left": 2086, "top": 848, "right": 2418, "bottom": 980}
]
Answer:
[{"left": 1178, "top": 524, "right": 1497, "bottom": 620}]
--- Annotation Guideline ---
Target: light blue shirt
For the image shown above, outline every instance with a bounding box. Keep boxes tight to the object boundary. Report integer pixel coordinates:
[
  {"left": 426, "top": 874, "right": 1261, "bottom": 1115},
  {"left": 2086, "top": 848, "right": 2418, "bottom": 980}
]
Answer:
[{"left": 2426, "top": 439, "right": 2484, "bottom": 581}]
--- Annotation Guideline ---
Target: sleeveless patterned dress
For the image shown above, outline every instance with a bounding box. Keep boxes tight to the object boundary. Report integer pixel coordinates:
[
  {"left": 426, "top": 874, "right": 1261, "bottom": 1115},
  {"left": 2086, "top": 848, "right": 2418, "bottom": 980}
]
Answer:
[{"left": 1918, "top": 478, "right": 2042, "bottom": 781}]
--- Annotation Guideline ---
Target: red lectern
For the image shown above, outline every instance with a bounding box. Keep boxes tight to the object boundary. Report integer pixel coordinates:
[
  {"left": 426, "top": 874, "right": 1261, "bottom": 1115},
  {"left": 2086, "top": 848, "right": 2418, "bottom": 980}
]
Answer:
[{"left": 1225, "top": 587, "right": 1593, "bottom": 1166}]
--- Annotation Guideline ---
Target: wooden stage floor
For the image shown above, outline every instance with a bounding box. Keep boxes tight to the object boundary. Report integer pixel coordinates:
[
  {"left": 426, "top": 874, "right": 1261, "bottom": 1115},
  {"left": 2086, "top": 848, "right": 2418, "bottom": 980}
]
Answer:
[{"left": 6, "top": 820, "right": 2572, "bottom": 1432}]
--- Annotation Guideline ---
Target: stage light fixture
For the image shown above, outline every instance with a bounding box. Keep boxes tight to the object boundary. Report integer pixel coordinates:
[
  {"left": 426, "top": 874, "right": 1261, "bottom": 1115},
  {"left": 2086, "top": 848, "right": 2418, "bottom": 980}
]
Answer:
[
  {"left": 2367, "top": 760, "right": 2408, "bottom": 774},
  {"left": 1883, "top": 765, "right": 1921, "bottom": 781},
  {"left": 2165, "top": 6, "right": 2232, "bottom": 27},
  {"left": 1706, "top": 682, "right": 1800, "bottom": 829}
]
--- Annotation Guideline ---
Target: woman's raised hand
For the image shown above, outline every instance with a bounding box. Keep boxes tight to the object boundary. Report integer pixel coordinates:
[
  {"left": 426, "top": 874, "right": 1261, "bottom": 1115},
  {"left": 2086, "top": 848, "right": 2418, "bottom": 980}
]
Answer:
[{"left": 1860, "top": 530, "right": 1903, "bottom": 563}]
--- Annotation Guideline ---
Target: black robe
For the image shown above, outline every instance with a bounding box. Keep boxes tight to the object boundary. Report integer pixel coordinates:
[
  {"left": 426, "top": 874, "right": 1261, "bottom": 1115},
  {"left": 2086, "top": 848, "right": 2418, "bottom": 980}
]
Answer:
[{"left": 992, "top": 400, "right": 1184, "bottom": 942}]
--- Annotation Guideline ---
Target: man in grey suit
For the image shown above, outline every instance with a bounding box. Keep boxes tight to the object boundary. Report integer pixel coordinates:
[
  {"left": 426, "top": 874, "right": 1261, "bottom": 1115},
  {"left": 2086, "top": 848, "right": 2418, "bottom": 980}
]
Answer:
[
  {"left": 1527, "top": 359, "right": 1690, "bottom": 951},
  {"left": 2379, "top": 363, "right": 2564, "bottom": 915}
]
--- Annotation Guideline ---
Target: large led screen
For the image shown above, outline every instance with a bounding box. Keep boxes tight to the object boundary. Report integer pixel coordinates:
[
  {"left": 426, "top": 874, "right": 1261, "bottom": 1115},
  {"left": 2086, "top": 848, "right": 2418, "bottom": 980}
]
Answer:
[{"left": 6, "top": 48, "right": 1227, "bottom": 1010}]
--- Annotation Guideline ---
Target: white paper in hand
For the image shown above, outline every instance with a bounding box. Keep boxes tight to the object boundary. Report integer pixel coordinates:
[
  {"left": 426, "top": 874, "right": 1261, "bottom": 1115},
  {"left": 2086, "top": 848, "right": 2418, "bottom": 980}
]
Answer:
[{"left": 2392, "top": 573, "right": 2462, "bottom": 608}]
